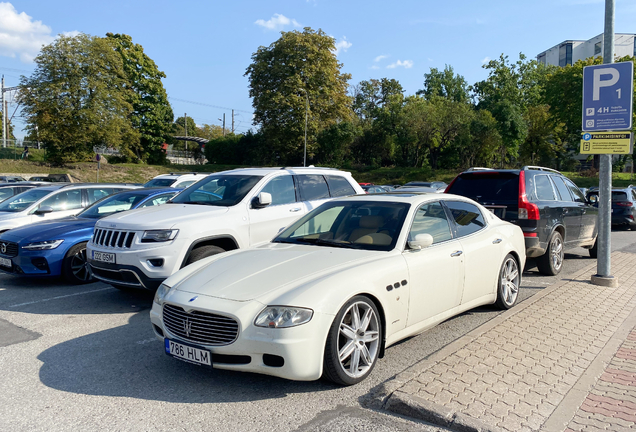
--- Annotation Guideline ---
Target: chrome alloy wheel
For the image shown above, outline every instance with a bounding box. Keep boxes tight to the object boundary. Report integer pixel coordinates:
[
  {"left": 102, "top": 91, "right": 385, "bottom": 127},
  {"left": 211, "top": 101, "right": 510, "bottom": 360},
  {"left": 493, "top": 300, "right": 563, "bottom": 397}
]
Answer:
[
  {"left": 70, "top": 248, "right": 91, "bottom": 282},
  {"left": 500, "top": 257, "right": 520, "bottom": 307},
  {"left": 337, "top": 301, "right": 380, "bottom": 379},
  {"left": 550, "top": 235, "right": 564, "bottom": 272}
]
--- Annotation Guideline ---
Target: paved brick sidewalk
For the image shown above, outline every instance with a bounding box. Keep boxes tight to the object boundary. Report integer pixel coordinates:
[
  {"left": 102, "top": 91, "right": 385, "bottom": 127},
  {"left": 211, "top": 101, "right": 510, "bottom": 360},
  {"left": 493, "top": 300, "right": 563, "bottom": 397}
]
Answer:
[
  {"left": 366, "top": 252, "right": 636, "bottom": 432},
  {"left": 564, "top": 326, "right": 636, "bottom": 431}
]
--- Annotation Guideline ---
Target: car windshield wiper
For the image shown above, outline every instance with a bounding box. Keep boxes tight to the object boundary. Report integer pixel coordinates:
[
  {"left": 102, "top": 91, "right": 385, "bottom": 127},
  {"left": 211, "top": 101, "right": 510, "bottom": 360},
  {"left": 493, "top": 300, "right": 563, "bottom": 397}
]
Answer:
[{"left": 293, "top": 237, "right": 356, "bottom": 249}]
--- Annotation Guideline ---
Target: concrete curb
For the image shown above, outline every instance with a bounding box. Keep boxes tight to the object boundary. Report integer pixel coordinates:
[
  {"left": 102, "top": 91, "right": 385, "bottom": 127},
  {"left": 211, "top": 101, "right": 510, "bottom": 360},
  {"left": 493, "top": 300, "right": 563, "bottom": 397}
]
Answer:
[{"left": 364, "top": 259, "right": 601, "bottom": 431}]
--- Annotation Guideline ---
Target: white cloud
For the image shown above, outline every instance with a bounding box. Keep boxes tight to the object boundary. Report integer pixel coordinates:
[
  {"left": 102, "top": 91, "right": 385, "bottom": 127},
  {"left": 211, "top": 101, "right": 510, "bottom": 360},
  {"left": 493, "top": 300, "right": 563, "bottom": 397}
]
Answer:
[
  {"left": 61, "top": 30, "right": 80, "bottom": 38},
  {"left": 0, "top": 2, "right": 54, "bottom": 63},
  {"left": 370, "top": 65, "right": 379, "bottom": 70},
  {"left": 374, "top": 55, "right": 388, "bottom": 62},
  {"left": 387, "top": 59, "right": 413, "bottom": 69},
  {"left": 481, "top": 56, "right": 491, "bottom": 64},
  {"left": 333, "top": 36, "right": 352, "bottom": 55},
  {"left": 255, "top": 13, "right": 300, "bottom": 31}
]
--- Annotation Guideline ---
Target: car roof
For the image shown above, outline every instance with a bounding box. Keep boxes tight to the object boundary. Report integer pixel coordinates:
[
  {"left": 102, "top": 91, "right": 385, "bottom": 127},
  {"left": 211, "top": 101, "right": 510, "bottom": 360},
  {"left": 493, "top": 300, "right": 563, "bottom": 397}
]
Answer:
[
  {"left": 330, "top": 192, "right": 470, "bottom": 204},
  {"left": 211, "top": 167, "right": 354, "bottom": 177},
  {"left": 0, "top": 182, "right": 43, "bottom": 187}
]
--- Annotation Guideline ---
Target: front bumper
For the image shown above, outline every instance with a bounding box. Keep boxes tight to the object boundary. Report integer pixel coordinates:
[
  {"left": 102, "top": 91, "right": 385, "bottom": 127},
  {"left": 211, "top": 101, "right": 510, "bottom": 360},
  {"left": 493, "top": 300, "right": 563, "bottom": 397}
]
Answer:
[
  {"left": 0, "top": 248, "right": 66, "bottom": 277},
  {"left": 150, "top": 289, "right": 333, "bottom": 381},
  {"left": 88, "top": 260, "right": 164, "bottom": 290}
]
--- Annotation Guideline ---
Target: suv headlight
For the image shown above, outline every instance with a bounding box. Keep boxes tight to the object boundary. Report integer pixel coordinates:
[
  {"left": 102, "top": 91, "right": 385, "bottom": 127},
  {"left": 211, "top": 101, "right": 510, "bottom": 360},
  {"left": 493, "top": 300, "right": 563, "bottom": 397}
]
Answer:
[
  {"left": 154, "top": 283, "right": 171, "bottom": 304},
  {"left": 22, "top": 239, "right": 64, "bottom": 250},
  {"left": 254, "top": 306, "right": 313, "bottom": 328},
  {"left": 141, "top": 229, "right": 179, "bottom": 243}
]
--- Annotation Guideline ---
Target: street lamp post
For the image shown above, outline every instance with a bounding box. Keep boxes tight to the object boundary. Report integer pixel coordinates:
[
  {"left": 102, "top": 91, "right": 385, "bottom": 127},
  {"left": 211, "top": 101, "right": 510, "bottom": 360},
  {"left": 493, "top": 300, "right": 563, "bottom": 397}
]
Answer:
[{"left": 299, "top": 88, "right": 308, "bottom": 167}]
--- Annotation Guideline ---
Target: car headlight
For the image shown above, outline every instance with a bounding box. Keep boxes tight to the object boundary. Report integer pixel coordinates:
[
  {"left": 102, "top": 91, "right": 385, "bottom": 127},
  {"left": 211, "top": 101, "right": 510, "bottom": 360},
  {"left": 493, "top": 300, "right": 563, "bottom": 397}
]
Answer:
[
  {"left": 22, "top": 239, "right": 64, "bottom": 250},
  {"left": 154, "top": 283, "right": 171, "bottom": 304},
  {"left": 254, "top": 306, "right": 313, "bottom": 328},
  {"left": 141, "top": 229, "right": 179, "bottom": 243}
]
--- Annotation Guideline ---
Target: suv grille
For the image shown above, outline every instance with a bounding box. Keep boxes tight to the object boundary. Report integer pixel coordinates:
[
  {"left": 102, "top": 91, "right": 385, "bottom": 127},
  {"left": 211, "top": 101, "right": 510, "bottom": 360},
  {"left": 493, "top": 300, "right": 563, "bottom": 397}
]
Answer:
[
  {"left": 0, "top": 241, "right": 19, "bottom": 257},
  {"left": 162, "top": 304, "right": 239, "bottom": 346},
  {"left": 93, "top": 228, "right": 135, "bottom": 248}
]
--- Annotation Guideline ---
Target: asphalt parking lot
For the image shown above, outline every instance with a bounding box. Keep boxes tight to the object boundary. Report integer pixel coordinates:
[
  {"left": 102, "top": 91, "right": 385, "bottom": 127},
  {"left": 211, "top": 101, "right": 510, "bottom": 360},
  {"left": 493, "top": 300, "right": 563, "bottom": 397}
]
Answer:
[{"left": 1, "top": 230, "right": 634, "bottom": 432}]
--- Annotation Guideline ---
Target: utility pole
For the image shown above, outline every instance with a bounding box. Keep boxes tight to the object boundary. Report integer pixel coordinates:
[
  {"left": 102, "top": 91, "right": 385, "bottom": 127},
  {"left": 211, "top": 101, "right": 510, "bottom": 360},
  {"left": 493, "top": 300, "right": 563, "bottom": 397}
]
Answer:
[
  {"left": 231, "top": 109, "right": 234, "bottom": 134},
  {"left": 1, "top": 76, "right": 5, "bottom": 149},
  {"left": 592, "top": 0, "right": 618, "bottom": 287},
  {"left": 184, "top": 113, "right": 188, "bottom": 151}
]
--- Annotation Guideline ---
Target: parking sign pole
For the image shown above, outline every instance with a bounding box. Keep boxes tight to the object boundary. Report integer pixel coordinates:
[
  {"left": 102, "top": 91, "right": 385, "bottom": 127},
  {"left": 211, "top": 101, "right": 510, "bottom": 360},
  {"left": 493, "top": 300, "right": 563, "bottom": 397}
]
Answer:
[{"left": 593, "top": 0, "right": 616, "bottom": 285}]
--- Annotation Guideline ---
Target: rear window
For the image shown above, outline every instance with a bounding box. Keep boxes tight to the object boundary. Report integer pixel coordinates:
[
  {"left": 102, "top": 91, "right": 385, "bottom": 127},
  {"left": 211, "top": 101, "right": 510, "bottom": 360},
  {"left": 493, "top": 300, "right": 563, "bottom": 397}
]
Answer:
[
  {"left": 326, "top": 175, "right": 356, "bottom": 197},
  {"left": 448, "top": 173, "right": 519, "bottom": 202},
  {"left": 611, "top": 192, "right": 628, "bottom": 201}
]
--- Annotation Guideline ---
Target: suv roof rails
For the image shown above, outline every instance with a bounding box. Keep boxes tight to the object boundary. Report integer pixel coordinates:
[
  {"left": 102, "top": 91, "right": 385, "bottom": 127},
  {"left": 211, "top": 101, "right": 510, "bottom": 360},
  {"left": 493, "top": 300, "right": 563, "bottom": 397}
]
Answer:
[
  {"left": 522, "top": 166, "right": 562, "bottom": 174},
  {"left": 465, "top": 167, "right": 494, "bottom": 172},
  {"left": 168, "top": 172, "right": 210, "bottom": 176},
  {"left": 279, "top": 166, "right": 338, "bottom": 170}
]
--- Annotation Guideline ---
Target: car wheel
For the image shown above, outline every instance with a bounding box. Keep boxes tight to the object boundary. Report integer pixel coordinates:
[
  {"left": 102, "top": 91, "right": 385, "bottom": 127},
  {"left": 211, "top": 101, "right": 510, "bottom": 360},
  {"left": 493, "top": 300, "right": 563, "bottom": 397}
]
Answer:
[
  {"left": 322, "top": 296, "right": 381, "bottom": 386},
  {"left": 63, "top": 242, "right": 93, "bottom": 284},
  {"left": 589, "top": 237, "right": 598, "bottom": 258},
  {"left": 184, "top": 245, "right": 225, "bottom": 266},
  {"left": 496, "top": 254, "right": 520, "bottom": 309},
  {"left": 537, "top": 231, "right": 564, "bottom": 276}
]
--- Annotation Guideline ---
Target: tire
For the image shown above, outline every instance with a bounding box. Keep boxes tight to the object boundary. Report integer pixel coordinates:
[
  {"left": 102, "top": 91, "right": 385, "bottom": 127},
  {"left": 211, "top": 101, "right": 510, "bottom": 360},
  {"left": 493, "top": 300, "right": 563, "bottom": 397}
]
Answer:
[
  {"left": 495, "top": 254, "right": 520, "bottom": 309},
  {"left": 537, "top": 231, "right": 564, "bottom": 276},
  {"left": 589, "top": 237, "right": 598, "bottom": 258},
  {"left": 184, "top": 245, "right": 225, "bottom": 266},
  {"left": 322, "top": 296, "right": 382, "bottom": 386},
  {"left": 62, "top": 242, "right": 93, "bottom": 284}
]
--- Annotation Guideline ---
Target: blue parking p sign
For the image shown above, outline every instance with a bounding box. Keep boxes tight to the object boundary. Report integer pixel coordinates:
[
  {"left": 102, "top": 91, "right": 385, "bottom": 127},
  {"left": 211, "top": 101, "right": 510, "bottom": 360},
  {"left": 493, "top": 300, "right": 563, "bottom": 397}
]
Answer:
[{"left": 582, "top": 61, "right": 633, "bottom": 131}]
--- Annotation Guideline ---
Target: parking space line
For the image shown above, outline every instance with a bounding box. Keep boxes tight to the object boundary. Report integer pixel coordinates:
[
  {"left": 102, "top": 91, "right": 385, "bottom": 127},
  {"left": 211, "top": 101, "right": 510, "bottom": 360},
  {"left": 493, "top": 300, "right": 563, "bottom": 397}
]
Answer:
[{"left": 8, "top": 287, "right": 114, "bottom": 308}]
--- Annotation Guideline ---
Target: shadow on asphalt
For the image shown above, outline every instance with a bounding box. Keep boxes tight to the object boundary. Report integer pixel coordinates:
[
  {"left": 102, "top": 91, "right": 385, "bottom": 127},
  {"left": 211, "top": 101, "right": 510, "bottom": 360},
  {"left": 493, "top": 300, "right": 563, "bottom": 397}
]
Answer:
[
  {"left": 37, "top": 311, "right": 334, "bottom": 402},
  {"left": 0, "top": 280, "right": 156, "bottom": 316}
]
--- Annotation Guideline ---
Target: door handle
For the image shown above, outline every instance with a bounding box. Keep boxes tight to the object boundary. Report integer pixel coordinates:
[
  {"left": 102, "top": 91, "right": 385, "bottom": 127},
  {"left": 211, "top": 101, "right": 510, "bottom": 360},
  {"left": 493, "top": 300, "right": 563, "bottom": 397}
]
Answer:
[
  {"left": 492, "top": 238, "right": 502, "bottom": 244},
  {"left": 290, "top": 208, "right": 302, "bottom": 212},
  {"left": 451, "top": 250, "right": 463, "bottom": 257}
]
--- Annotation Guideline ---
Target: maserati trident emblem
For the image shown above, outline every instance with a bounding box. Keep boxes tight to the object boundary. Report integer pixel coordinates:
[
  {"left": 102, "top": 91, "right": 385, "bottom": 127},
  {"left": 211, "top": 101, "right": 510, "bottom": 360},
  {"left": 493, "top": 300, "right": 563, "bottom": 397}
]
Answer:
[
  {"left": 183, "top": 317, "right": 192, "bottom": 337},
  {"left": 0, "top": 243, "right": 6, "bottom": 254}
]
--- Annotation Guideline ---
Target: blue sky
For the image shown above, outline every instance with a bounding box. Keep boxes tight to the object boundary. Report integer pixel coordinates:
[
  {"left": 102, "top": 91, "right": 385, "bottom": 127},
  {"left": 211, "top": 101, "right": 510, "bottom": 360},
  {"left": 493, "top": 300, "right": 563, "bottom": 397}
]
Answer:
[{"left": 1, "top": 0, "right": 635, "bottom": 139}]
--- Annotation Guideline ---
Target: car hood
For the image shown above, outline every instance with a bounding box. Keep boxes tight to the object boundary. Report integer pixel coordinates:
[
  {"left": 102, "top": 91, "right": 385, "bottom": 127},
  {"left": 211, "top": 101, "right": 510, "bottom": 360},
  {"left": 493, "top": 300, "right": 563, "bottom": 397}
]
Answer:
[
  {"left": 0, "top": 217, "right": 96, "bottom": 243},
  {"left": 95, "top": 204, "right": 229, "bottom": 230},
  {"left": 173, "top": 243, "right": 383, "bottom": 302}
]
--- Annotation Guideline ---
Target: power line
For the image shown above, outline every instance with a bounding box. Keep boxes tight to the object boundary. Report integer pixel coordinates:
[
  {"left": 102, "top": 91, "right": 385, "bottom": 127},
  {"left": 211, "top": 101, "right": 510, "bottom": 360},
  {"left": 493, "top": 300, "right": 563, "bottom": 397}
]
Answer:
[{"left": 167, "top": 97, "right": 252, "bottom": 114}]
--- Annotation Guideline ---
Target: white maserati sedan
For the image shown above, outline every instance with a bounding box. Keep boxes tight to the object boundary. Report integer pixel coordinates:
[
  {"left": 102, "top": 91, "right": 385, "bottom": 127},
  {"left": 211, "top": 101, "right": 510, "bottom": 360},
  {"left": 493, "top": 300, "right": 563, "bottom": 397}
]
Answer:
[{"left": 150, "top": 193, "right": 526, "bottom": 385}]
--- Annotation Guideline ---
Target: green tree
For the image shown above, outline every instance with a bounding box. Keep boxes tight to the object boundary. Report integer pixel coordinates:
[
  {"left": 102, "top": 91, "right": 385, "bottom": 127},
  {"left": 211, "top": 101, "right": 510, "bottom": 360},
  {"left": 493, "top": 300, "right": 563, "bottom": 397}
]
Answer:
[
  {"left": 418, "top": 65, "right": 470, "bottom": 103},
  {"left": 106, "top": 33, "right": 173, "bottom": 164},
  {"left": 351, "top": 78, "right": 404, "bottom": 122},
  {"left": 245, "top": 28, "right": 352, "bottom": 164},
  {"left": 316, "top": 121, "right": 358, "bottom": 166},
  {"left": 198, "top": 124, "right": 229, "bottom": 141},
  {"left": 20, "top": 34, "right": 137, "bottom": 164}
]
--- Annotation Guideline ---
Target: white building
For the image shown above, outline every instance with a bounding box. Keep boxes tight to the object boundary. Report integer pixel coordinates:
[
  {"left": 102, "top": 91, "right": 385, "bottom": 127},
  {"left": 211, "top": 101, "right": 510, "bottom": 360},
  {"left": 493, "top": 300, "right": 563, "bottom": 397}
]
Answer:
[{"left": 537, "top": 33, "right": 636, "bottom": 66}]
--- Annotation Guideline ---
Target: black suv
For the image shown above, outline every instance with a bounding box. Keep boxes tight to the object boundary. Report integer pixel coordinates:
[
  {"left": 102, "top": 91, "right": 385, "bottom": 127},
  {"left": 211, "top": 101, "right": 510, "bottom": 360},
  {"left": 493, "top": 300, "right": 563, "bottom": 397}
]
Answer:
[
  {"left": 586, "top": 187, "right": 636, "bottom": 230},
  {"left": 446, "top": 166, "right": 598, "bottom": 275}
]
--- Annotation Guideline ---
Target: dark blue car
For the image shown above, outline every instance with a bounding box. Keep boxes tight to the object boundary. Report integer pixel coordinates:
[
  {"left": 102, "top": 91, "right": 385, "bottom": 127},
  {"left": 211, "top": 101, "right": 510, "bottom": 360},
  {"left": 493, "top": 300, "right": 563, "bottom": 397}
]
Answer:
[{"left": 0, "top": 188, "right": 179, "bottom": 284}]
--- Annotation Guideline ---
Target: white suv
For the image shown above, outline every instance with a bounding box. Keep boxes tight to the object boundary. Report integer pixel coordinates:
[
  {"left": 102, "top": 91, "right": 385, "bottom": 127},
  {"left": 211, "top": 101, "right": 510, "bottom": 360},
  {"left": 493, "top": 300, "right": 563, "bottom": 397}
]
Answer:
[
  {"left": 87, "top": 167, "right": 363, "bottom": 290},
  {"left": 143, "top": 172, "right": 209, "bottom": 189}
]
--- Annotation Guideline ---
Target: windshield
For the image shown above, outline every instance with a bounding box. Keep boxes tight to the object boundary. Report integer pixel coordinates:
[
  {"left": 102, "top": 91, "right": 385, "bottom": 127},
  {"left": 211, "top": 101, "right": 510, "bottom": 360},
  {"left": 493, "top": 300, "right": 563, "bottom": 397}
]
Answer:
[
  {"left": 274, "top": 201, "right": 410, "bottom": 251},
  {"left": 0, "top": 188, "right": 53, "bottom": 213},
  {"left": 77, "top": 191, "right": 158, "bottom": 219},
  {"left": 144, "top": 178, "right": 175, "bottom": 187},
  {"left": 449, "top": 173, "right": 519, "bottom": 203},
  {"left": 170, "top": 174, "right": 262, "bottom": 207}
]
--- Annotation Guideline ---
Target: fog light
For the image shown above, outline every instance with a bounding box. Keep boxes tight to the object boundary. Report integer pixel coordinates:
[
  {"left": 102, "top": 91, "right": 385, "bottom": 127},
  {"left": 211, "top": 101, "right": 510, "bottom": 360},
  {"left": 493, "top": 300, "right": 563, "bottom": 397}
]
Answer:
[
  {"left": 263, "top": 354, "right": 284, "bottom": 367},
  {"left": 31, "top": 257, "right": 49, "bottom": 272},
  {"left": 148, "top": 258, "right": 164, "bottom": 267}
]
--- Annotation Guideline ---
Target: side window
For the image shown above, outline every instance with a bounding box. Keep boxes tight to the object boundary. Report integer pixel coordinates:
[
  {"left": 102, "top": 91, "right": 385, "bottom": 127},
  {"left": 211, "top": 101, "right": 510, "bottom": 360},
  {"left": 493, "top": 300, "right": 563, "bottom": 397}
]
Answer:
[
  {"left": 297, "top": 175, "right": 330, "bottom": 201},
  {"left": 87, "top": 188, "right": 116, "bottom": 204},
  {"left": 445, "top": 201, "right": 486, "bottom": 237},
  {"left": 177, "top": 180, "right": 197, "bottom": 188},
  {"left": 139, "top": 193, "right": 176, "bottom": 208},
  {"left": 409, "top": 202, "right": 452, "bottom": 244},
  {"left": 632, "top": 190, "right": 636, "bottom": 201},
  {"left": 0, "top": 188, "right": 15, "bottom": 202},
  {"left": 326, "top": 175, "right": 356, "bottom": 197},
  {"left": 259, "top": 175, "right": 296, "bottom": 205},
  {"left": 563, "top": 179, "right": 586, "bottom": 203},
  {"left": 551, "top": 176, "right": 573, "bottom": 202},
  {"left": 534, "top": 175, "right": 556, "bottom": 200},
  {"left": 39, "top": 190, "right": 83, "bottom": 211}
]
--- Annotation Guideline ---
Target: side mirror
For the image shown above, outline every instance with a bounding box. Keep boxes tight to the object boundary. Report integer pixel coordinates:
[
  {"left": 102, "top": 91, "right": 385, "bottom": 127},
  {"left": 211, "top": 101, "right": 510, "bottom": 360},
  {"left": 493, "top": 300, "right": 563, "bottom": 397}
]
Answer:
[
  {"left": 408, "top": 233, "right": 434, "bottom": 250},
  {"left": 34, "top": 206, "right": 54, "bottom": 215},
  {"left": 251, "top": 192, "right": 272, "bottom": 209},
  {"left": 588, "top": 195, "right": 598, "bottom": 205}
]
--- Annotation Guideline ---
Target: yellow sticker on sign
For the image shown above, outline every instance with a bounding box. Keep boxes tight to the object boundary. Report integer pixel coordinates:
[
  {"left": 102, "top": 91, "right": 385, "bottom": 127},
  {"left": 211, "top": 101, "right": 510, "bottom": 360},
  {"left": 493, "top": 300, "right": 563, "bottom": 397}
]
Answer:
[{"left": 580, "top": 132, "right": 633, "bottom": 154}]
